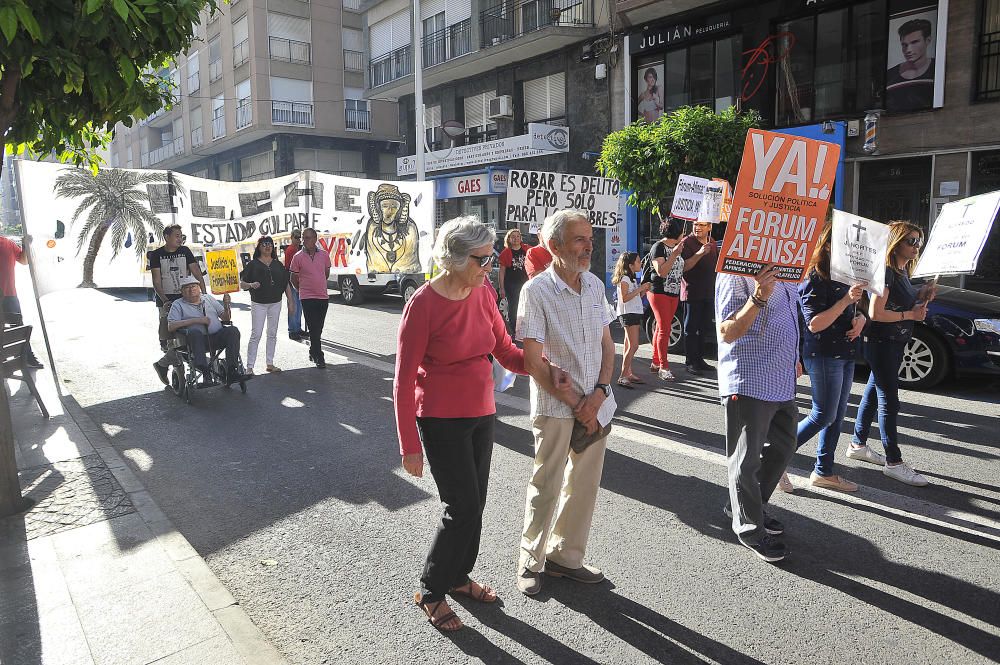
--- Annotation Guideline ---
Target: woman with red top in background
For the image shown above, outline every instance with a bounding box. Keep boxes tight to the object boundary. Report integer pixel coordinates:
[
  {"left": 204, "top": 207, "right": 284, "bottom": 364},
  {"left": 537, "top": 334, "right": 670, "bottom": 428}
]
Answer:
[
  {"left": 498, "top": 228, "right": 531, "bottom": 332},
  {"left": 394, "top": 216, "right": 569, "bottom": 632}
]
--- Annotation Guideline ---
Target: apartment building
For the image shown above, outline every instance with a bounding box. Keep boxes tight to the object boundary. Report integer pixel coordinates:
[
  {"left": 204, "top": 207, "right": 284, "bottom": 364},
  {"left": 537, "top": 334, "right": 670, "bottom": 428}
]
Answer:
[
  {"left": 363, "top": 0, "right": 613, "bottom": 236},
  {"left": 108, "top": 0, "right": 402, "bottom": 183},
  {"left": 617, "top": 0, "right": 1000, "bottom": 295}
]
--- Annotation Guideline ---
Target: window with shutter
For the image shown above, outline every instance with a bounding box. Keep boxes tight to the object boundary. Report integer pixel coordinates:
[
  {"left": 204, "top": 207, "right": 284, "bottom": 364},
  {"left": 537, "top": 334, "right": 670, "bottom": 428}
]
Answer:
[
  {"left": 424, "top": 105, "right": 442, "bottom": 149},
  {"left": 390, "top": 10, "right": 411, "bottom": 49},
  {"left": 240, "top": 152, "right": 275, "bottom": 181},
  {"left": 445, "top": 0, "right": 472, "bottom": 24},
  {"left": 233, "top": 15, "right": 249, "bottom": 44},
  {"left": 267, "top": 12, "right": 311, "bottom": 42},
  {"left": 463, "top": 92, "right": 497, "bottom": 143},
  {"left": 421, "top": 0, "right": 445, "bottom": 21},
  {"left": 209, "top": 37, "right": 221, "bottom": 62},
  {"left": 523, "top": 73, "right": 566, "bottom": 123},
  {"left": 342, "top": 28, "right": 363, "bottom": 52},
  {"left": 270, "top": 77, "right": 313, "bottom": 102},
  {"left": 370, "top": 18, "right": 392, "bottom": 59},
  {"left": 187, "top": 52, "right": 200, "bottom": 93}
]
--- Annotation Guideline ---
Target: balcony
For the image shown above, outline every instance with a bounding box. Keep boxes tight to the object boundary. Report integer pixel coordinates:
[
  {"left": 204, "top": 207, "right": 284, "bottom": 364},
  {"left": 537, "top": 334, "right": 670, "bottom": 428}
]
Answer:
[
  {"left": 234, "top": 39, "right": 250, "bottom": 67},
  {"left": 422, "top": 19, "right": 473, "bottom": 67},
  {"left": 269, "top": 36, "right": 311, "bottom": 65},
  {"left": 344, "top": 49, "right": 364, "bottom": 72},
  {"left": 236, "top": 100, "right": 252, "bottom": 129},
  {"left": 480, "top": 0, "right": 594, "bottom": 48},
  {"left": 209, "top": 59, "right": 222, "bottom": 83},
  {"left": 212, "top": 110, "right": 225, "bottom": 139},
  {"left": 370, "top": 45, "right": 412, "bottom": 88},
  {"left": 144, "top": 136, "right": 185, "bottom": 166},
  {"left": 187, "top": 72, "right": 200, "bottom": 93},
  {"left": 272, "top": 100, "right": 313, "bottom": 126},
  {"left": 345, "top": 105, "right": 370, "bottom": 132},
  {"left": 191, "top": 126, "right": 204, "bottom": 147}
]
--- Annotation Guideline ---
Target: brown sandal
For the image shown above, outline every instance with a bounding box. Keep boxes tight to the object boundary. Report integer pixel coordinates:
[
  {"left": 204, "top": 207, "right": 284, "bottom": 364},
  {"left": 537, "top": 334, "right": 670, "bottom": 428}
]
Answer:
[
  {"left": 414, "top": 592, "right": 463, "bottom": 632},
  {"left": 449, "top": 579, "right": 498, "bottom": 603}
]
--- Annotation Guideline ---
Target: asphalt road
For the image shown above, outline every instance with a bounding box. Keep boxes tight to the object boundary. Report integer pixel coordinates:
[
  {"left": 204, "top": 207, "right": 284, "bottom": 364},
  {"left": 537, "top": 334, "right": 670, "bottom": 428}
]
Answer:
[{"left": 39, "top": 286, "right": 1000, "bottom": 665}]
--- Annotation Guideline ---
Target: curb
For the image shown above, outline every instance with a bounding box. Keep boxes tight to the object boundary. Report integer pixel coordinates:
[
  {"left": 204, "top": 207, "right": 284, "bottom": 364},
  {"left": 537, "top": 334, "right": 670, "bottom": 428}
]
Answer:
[{"left": 59, "top": 394, "right": 288, "bottom": 665}]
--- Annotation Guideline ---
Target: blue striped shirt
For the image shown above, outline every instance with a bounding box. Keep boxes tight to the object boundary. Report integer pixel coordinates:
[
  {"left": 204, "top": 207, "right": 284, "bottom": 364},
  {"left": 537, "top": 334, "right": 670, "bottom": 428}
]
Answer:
[{"left": 715, "top": 274, "right": 800, "bottom": 402}]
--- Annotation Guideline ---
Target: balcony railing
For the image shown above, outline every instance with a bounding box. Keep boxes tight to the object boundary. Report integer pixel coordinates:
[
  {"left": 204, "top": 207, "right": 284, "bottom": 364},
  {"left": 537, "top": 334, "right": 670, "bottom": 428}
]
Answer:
[
  {"left": 187, "top": 72, "right": 200, "bottom": 93},
  {"left": 344, "top": 49, "right": 364, "bottom": 72},
  {"left": 212, "top": 110, "right": 225, "bottom": 139},
  {"left": 236, "top": 100, "right": 252, "bottom": 129},
  {"left": 234, "top": 39, "right": 250, "bottom": 67},
  {"left": 370, "top": 44, "right": 412, "bottom": 87},
  {"left": 191, "top": 126, "right": 204, "bottom": 147},
  {"left": 345, "top": 105, "right": 370, "bottom": 131},
  {"left": 209, "top": 59, "right": 222, "bottom": 83},
  {"left": 269, "top": 36, "right": 311, "bottom": 64},
  {"left": 480, "top": 0, "right": 593, "bottom": 48},
  {"left": 272, "top": 100, "right": 314, "bottom": 126},
  {"left": 423, "top": 19, "right": 473, "bottom": 67},
  {"left": 145, "top": 136, "right": 185, "bottom": 166}
]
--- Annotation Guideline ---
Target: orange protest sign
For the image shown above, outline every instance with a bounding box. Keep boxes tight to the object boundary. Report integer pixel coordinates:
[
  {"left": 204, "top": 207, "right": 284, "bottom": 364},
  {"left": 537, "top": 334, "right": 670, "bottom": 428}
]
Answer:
[{"left": 716, "top": 129, "right": 840, "bottom": 281}]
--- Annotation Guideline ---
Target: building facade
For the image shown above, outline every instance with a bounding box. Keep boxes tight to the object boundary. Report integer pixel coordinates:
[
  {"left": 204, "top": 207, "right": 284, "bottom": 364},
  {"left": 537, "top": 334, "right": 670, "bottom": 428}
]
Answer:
[
  {"left": 108, "top": 0, "right": 402, "bottom": 183},
  {"left": 618, "top": 0, "right": 1000, "bottom": 294}
]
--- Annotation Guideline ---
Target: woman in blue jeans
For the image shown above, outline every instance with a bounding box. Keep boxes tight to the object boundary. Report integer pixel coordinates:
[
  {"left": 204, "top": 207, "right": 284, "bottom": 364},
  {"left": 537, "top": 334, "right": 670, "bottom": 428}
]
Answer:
[
  {"left": 781, "top": 224, "right": 866, "bottom": 493},
  {"left": 852, "top": 220, "right": 935, "bottom": 487}
]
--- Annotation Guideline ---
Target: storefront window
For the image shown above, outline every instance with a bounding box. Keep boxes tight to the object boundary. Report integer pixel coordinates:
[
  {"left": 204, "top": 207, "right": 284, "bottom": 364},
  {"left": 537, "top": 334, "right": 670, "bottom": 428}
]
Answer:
[
  {"left": 775, "top": 0, "right": 886, "bottom": 126},
  {"left": 968, "top": 150, "right": 1000, "bottom": 295}
]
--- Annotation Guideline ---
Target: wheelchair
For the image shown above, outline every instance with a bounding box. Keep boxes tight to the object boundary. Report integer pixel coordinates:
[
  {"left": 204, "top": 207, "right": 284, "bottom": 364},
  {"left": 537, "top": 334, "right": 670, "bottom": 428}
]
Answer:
[{"left": 166, "top": 322, "right": 250, "bottom": 404}]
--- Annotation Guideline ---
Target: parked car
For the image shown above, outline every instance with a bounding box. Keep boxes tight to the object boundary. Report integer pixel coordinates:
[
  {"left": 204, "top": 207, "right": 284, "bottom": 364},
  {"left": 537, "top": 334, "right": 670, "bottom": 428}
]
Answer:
[
  {"left": 329, "top": 272, "right": 425, "bottom": 306},
  {"left": 641, "top": 284, "right": 1000, "bottom": 390}
]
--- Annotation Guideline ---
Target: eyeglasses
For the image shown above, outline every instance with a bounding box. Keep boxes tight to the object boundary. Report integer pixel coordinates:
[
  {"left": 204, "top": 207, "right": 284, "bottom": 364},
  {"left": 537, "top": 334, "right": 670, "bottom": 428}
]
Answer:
[
  {"left": 903, "top": 236, "right": 923, "bottom": 248},
  {"left": 469, "top": 253, "right": 495, "bottom": 268}
]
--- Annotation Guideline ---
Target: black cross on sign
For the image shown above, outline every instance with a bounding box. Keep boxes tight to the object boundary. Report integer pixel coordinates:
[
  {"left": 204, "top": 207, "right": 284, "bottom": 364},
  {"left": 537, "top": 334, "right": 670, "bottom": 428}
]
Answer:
[{"left": 852, "top": 219, "right": 865, "bottom": 242}]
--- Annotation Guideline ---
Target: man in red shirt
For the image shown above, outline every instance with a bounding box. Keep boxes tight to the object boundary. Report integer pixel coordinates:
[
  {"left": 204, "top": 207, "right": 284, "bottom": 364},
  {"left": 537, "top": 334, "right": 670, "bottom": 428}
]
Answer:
[
  {"left": 283, "top": 228, "right": 305, "bottom": 341},
  {"left": 0, "top": 236, "right": 43, "bottom": 368}
]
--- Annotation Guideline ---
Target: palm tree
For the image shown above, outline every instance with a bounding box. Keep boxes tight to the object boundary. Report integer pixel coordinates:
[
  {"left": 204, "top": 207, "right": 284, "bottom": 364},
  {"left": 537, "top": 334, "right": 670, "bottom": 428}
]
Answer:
[{"left": 53, "top": 167, "right": 179, "bottom": 288}]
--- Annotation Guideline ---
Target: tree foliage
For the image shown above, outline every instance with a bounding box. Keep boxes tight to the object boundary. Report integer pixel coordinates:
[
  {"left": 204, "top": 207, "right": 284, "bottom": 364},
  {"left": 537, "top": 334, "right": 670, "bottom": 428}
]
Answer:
[
  {"left": 0, "top": 0, "right": 218, "bottom": 170},
  {"left": 597, "top": 106, "right": 762, "bottom": 216}
]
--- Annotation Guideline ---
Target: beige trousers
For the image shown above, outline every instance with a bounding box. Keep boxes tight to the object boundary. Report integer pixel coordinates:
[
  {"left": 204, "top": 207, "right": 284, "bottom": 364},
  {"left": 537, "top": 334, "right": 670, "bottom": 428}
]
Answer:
[{"left": 519, "top": 415, "right": 608, "bottom": 573}]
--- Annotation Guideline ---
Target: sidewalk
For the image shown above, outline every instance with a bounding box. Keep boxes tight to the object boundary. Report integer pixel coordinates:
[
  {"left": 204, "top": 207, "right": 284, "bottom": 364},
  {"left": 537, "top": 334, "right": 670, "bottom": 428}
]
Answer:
[{"left": 0, "top": 364, "right": 286, "bottom": 665}]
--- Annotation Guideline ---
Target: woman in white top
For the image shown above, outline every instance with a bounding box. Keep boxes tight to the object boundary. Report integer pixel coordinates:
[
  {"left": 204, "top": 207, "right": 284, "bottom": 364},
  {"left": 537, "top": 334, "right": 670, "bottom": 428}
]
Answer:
[{"left": 612, "top": 252, "right": 651, "bottom": 388}]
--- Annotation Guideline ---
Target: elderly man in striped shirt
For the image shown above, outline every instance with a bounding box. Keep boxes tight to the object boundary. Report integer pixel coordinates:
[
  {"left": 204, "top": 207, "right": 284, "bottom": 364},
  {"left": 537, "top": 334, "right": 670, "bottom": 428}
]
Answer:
[{"left": 716, "top": 264, "right": 801, "bottom": 563}]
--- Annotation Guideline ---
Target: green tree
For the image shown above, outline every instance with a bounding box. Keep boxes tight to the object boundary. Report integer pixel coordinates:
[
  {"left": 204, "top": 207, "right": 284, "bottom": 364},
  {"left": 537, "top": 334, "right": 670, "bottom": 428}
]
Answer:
[
  {"left": 0, "top": 0, "right": 218, "bottom": 174},
  {"left": 54, "top": 167, "right": 177, "bottom": 287},
  {"left": 597, "top": 105, "right": 761, "bottom": 217}
]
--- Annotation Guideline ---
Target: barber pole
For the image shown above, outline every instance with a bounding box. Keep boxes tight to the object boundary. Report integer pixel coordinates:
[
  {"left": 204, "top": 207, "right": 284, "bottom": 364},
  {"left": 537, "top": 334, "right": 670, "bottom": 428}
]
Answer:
[{"left": 863, "top": 111, "right": 879, "bottom": 155}]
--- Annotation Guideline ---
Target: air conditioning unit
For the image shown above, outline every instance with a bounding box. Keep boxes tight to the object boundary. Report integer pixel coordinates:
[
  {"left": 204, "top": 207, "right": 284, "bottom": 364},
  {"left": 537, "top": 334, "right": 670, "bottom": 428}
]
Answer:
[{"left": 488, "top": 95, "right": 513, "bottom": 119}]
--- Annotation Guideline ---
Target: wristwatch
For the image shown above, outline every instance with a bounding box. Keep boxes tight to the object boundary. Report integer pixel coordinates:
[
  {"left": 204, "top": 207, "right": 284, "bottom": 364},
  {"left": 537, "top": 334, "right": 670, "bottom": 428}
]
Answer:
[{"left": 595, "top": 383, "right": 612, "bottom": 397}]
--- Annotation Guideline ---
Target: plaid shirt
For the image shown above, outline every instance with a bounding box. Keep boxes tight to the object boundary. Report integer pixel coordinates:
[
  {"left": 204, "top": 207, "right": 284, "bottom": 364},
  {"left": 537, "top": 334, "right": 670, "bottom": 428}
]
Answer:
[
  {"left": 517, "top": 266, "right": 616, "bottom": 422},
  {"left": 715, "top": 274, "right": 799, "bottom": 402}
]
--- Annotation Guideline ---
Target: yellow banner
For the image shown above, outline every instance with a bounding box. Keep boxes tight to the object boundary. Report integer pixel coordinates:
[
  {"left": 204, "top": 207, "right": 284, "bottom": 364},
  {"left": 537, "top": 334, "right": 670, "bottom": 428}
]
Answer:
[{"left": 205, "top": 248, "right": 241, "bottom": 294}]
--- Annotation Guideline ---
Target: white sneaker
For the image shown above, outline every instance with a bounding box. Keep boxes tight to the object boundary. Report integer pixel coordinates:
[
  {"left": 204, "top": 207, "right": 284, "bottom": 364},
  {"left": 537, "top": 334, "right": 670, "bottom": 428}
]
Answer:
[
  {"left": 883, "top": 462, "right": 929, "bottom": 487},
  {"left": 846, "top": 444, "right": 886, "bottom": 466},
  {"left": 658, "top": 368, "right": 676, "bottom": 381}
]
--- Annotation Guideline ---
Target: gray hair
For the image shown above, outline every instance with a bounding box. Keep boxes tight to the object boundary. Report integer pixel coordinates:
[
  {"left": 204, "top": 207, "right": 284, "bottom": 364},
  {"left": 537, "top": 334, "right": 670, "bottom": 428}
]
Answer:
[
  {"left": 542, "top": 209, "right": 589, "bottom": 249},
  {"left": 432, "top": 216, "right": 495, "bottom": 271}
]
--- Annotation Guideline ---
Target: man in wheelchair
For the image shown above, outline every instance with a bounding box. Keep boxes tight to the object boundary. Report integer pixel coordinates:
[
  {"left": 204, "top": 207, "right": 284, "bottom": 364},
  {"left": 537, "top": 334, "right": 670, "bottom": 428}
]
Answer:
[{"left": 167, "top": 276, "right": 253, "bottom": 387}]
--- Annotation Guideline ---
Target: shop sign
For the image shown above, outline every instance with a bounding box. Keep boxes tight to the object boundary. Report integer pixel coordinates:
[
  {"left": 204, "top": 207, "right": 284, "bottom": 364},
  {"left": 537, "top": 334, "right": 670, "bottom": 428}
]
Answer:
[
  {"left": 397, "top": 124, "right": 569, "bottom": 176},
  {"left": 629, "top": 14, "right": 732, "bottom": 55},
  {"left": 490, "top": 168, "right": 508, "bottom": 193}
]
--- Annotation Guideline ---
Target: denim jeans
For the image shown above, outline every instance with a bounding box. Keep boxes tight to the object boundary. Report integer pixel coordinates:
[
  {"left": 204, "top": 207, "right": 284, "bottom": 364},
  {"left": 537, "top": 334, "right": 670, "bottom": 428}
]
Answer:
[
  {"left": 287, "top": 286, "right": 303, "bottom": 334},
  {"left": 797, "top": 356, "right": 855, "bottom": 476},
  {"left": 853, "top": 337, "right": 905, "bottom": 464}
]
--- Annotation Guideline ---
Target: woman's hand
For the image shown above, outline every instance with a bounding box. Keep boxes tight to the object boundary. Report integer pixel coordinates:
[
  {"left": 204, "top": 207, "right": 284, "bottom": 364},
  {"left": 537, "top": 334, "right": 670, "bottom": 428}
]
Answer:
[
  {"left": 842, "top": 282, "right": 865, "bottom": 306},
  {"left": 402, "top": 453, "right": 423, "bottom": 478},
  {"left": 251, "top": 281, "right": 261, "bottom": 289},
  {"left": 847, "top": 314, "right": 866, "bottom": 341},
  {"left": 910, "top": 303, "right": 929, "bottom": 322},
  {"left": 640, "top": 283, "right": 652, "bottom": 293}
]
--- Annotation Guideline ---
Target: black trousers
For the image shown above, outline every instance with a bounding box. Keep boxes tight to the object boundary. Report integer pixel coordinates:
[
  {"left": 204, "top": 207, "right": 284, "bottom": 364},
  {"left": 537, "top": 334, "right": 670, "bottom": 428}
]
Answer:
[
  {"left": 417, "top": 415, "right": 495, "bottom": 602},
  {"left": 684, "top": 299, "right": 713, "bottom": 367},
  {"left": 503, "top": 277, "right": 525, "bottom": 333},
  {"left": 185, "top": 327, "right": 240, "bottom": 371},
  {"left": 300, "top": 298, "right": 328, "bottom": 360}
]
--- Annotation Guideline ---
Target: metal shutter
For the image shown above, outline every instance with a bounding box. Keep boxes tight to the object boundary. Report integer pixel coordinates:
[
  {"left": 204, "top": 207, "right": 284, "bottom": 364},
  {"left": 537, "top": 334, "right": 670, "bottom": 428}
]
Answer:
[
  {"left": 523, "top": 73, "right": 565, "bottom": 122},
  {"left": 233, "top": 15, "right": 249, "bottom": 44},
  {"left": 370, "top": 18, "right": 392, "bottom": 58},
  {"left": 464, "top": 91, "right": 494, "bottom": 128},
  {"left": 236, "top": 78, "right": 251, "bottom": 101},
  {"left": 269, "top": 76, "right": 312, "bottom": 102},
  {"left": 425, "top": 105, "right": 441, "bottom": 128},
  {"left": 390, "top": 10, "right": 411, "bottom": 49},
  {"left": 549, "top": 72, "right": 566, "bottom": 118},
  {"left": 190, "top": 108, "right": 202, "bottom": 129},
  {"left": 445, "top": 0, "right": 471, "bottom": 24},
  {"left": 342, "top": 28, "right": 363, "bottom": 52},
  {"left": 187, "top": 52, "right": 200, "bottom": 77},
  {"left": 421, "top": 0, "right": 445, "bottom": 21},
  {"left": 209, "top": 37, "right": 221, "bottom": 62},
  {"left": 267, "top": 12, "right": 311, "bottom": 42},
  {"left": 212, "top": 94, "right": 225, "bottom": 112}
]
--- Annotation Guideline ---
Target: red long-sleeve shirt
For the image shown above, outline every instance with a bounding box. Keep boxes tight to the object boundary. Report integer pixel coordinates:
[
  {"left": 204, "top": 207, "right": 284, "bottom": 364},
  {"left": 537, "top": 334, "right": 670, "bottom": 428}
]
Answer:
[{"left": 394, "top": 281, "right": 526, "bottom": 456}]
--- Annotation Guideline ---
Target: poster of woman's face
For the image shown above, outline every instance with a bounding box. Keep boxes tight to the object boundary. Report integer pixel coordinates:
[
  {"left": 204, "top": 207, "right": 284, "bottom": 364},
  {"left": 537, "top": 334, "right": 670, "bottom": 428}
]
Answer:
[
  {"left": 636, "top": 63, "right": 664, "bottom": 123},
  {"left": 885, "top": 6, "right": 938, "bottom": 113}
]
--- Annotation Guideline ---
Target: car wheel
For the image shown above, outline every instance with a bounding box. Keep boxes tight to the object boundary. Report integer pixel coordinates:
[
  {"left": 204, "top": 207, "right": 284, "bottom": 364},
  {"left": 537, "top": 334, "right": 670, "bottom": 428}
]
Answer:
[
  {"left": 339, "top": 275, "right": 365, "bottom": 305},
  {"left": 401, "top": 279, "right": 418, "bottom": 304},
  {"left": 669, "top": 311, "right": 685, "bottom": 354},
  {"left": 899, "top": 326, "right": 950, "bottom": 389},
  {"left": 643, "top": 312, "right": 655, "bottom": 344}
]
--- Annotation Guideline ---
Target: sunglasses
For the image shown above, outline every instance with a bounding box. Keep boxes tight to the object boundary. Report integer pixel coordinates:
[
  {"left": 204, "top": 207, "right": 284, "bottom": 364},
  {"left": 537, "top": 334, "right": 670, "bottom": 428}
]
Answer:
[
  {"left": 469, "top": 253, "right": 495, "bottom": 268},
  {"left": 903, "top": 237, "right": 922, "bottom": 248}
]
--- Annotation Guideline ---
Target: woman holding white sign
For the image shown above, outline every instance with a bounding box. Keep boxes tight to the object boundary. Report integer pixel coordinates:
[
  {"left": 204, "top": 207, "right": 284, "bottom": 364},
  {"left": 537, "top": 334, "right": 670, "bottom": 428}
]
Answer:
[
  {"left": 782, "top": 223, "right": 866, "bottom": 493},
  {"left": 647, "top": 219, "right": 685, "bottom": 381},
  {"left": 852, "top": 221, "right": 936, "bottom": 487}
]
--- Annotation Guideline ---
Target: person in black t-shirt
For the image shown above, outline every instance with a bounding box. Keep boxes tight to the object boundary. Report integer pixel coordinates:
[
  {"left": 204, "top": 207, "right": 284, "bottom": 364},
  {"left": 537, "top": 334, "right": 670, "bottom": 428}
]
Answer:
[
  {"left": 239, "top": 236, "right": 294, "bottom": 374},
  {"left": 498, "top": 229, "right": 531, "bottom": 333},
  {"left": 150, "top": 225, "right": 205, "bottom": 384}
]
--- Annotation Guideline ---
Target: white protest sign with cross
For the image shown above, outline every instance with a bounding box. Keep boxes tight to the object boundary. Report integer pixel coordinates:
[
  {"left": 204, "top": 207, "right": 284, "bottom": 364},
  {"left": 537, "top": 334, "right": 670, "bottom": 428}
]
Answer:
[
  {"left": 913, "top": 191, "right": 1000, "bottom": 278},
  {"left": 830, "top": 210, "right": 890, "bottom": 297}
]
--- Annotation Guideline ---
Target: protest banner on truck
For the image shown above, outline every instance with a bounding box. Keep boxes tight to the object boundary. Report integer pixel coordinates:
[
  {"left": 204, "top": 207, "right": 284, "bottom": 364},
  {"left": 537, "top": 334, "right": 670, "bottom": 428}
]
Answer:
[
  {"left": 716, "top": 129, "right": 841, "bottom": 281},
  {"left": 505, "top": 170, "right": 622, "bottom": 228},
  {"left": 13, "top": 160, "right": 434, "bottom": 296},
  {"left": 205, "top": 248, "right": 241, "bottom": 295},
  {"left": 913, "top": 191, "right": 1000, "bottom": 278},
  {"left": 830, "top": 211, "right": 890, "bottom": 296}
]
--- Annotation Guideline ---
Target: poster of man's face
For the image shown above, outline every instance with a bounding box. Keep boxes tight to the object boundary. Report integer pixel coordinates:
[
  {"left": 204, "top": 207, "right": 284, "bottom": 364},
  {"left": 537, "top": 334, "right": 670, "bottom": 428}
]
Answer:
[
  {"left": 636, "top": 62, "right": 664, "bottom": 123},
  {"left": 885, "top": 7, "right": 938, "bottom": 113}
]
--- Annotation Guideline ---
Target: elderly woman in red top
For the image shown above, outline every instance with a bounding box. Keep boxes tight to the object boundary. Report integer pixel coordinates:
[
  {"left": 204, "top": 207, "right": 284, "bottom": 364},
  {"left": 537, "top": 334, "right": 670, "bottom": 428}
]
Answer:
[{"left": 394, "top": 216, "right": 567, "bottom": 632}]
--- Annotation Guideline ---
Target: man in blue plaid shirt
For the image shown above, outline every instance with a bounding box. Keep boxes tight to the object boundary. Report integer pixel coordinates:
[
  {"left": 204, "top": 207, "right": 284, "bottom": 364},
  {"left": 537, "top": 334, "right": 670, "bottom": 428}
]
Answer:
[{"left": 716, "top": 264, "right": 801, "bottom": 563}]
